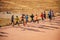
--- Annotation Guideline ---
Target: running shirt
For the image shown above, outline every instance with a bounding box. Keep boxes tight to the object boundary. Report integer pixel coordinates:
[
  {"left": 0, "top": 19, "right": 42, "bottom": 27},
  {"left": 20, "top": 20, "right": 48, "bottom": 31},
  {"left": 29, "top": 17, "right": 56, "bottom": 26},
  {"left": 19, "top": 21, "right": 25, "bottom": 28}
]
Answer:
[
  {"left": 34, "top": 15, "right": 38, "bottom": 20},
  {"left": 16, "top": 17, "right": 19, "bottom": 22},
  {"left": 41, "top": 13, "right": 44, "bottom": 18}
]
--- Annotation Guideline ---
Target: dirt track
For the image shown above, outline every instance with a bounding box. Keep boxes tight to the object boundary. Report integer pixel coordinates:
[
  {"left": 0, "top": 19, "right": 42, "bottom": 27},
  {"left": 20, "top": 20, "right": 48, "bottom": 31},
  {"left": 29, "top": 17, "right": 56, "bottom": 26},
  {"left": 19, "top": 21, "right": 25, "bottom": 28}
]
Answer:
[{"left": 0, "top": 16, "right": 60, "bottom": 40}]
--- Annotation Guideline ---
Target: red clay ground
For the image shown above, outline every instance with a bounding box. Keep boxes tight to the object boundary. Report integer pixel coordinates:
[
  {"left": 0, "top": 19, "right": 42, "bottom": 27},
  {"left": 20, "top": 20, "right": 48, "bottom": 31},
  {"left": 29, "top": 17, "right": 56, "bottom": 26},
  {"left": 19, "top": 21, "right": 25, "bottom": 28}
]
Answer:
[{"left": 0, "top": 16, "right": 60, "bottom": 40}]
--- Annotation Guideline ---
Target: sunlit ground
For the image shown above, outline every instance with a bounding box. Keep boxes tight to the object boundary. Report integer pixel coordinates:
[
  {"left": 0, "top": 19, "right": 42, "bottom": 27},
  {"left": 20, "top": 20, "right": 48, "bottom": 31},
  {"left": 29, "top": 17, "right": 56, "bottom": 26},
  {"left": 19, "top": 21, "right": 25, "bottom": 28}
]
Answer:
[{"left": 0, "top": 16, "right": 60, "bottom": 40}]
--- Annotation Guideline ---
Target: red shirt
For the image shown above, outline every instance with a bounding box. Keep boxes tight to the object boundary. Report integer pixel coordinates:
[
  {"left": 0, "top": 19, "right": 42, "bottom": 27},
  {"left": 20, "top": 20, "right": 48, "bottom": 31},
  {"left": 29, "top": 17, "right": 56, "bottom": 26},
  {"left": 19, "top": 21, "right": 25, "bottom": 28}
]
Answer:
[{"left": 41, "top": 13, "right": 44, "bottom": 18}]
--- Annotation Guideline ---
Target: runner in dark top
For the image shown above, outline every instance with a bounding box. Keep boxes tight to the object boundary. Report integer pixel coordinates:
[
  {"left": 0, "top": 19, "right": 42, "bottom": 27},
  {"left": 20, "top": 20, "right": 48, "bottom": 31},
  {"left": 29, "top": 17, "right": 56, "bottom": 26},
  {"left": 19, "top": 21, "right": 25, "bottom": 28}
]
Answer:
[
  {"left": 30, "top": 14, "right": 34, "bottom": 22},
  {"left": 11, "top": 15, "right": 14, "bottom": 26},
  {"left": 48, "top": 9, "right": 52, "bottom": 21}
]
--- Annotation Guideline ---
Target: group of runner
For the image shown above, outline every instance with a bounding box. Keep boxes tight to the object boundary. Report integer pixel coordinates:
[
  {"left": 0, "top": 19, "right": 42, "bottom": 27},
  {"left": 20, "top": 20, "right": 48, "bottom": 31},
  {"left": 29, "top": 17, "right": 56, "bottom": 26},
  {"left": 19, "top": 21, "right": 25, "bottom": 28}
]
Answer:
[{"left": 11, "top": 10, "right": 55, "bottom": 26}]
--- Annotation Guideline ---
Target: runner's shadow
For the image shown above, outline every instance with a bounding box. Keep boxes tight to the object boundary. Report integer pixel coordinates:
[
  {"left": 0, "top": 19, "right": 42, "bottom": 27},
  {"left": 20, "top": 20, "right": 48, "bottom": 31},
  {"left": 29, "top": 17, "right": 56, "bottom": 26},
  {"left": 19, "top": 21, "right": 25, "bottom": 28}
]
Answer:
[
  {"left": 28, "top": 25, "right": 54, "bottom": 30},
  {"left": 25, "top": 28, "right": 45, "bottom": 32},
  {"left": 44, "top": 25, "right": 60, "bottom": 29},
  {"left": 0, "top": 27, "right": 13, "bottom": 29},
  {"left": 38, "top": 27, "right": 54, "bottom": 30},
  {"left": 54, "top": 22, "right": 60, "bottom": 24},
  {"left": 0, "top": 35, "right": 8, "bottom": 37},
  {"left": 14, "top": 26, "right": 45, "bottom": 32},
  {"left": 23, "top": 28, "right": 45, "bottom": 32},
  {"left": 50, "top": 23, "right": 60, "bottom": 26},
  {"left": 0, "top": 32, "right": 8, "bottom": 34},
  {"left": 36, "top": 25, "right": 60, "bottom": 29}
]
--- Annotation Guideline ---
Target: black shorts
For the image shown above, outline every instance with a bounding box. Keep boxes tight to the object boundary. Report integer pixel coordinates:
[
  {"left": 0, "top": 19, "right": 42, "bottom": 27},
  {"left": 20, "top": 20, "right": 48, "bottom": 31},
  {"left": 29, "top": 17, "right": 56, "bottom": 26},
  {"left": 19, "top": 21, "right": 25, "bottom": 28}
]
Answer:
[
  {"left": 16, "top": 21, "right": 19, "bottom": 24},
  {"left": 49, "top": 16, "right": 52, "bottom": 19},
  {"left": 11, "top": 20, "right": 14, "bottom": 22},
  {"left": 21, "top": 19, "right": 24, "bottom": 21}
]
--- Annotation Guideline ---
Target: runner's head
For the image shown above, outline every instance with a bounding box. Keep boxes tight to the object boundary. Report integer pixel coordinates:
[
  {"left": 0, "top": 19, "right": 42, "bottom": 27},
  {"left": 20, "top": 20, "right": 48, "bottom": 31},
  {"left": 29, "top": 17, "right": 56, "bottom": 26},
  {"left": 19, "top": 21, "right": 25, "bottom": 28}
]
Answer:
[{"left": 16, "top": 16, "right": 18, "bottom": 18}]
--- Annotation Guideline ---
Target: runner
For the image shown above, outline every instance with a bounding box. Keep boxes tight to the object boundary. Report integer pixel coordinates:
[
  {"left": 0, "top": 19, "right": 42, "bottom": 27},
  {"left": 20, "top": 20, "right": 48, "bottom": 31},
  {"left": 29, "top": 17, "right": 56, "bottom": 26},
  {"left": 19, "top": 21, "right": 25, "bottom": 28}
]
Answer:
[
  {"left": 51, "top": 10, "right": 55, "bottom": 20},
  {"left": 48, "top": 9, "right": 52, "bottom": 21},
  {"left": 15, "top": 16, "right": 19, "bottom": 26},
  {"left": 25, "top": 14, "right": 28, "bottom": 23},
  {"left": 35, "top": 14, "right": 39, "bottom": 23},
  {"left": 11, "top": 15, "right": 14, "bottom": 26},
  {"left": 22, "top": 14, "right": 27, "bottom": 31},
  {"left": 21, "top": 14, "right": 27, "bottom": 26},
  {"left": 21, "top": 14, "right": 25, "bottom": 24},
  {"left": 43, "top": 11, "right": 46, "bottom": 19},
  {"left": 41, "top": 12, "right": 44, "bottom": 20},
  {"left": 30, "top": 14, "right": 34, "bottom": 22}
]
